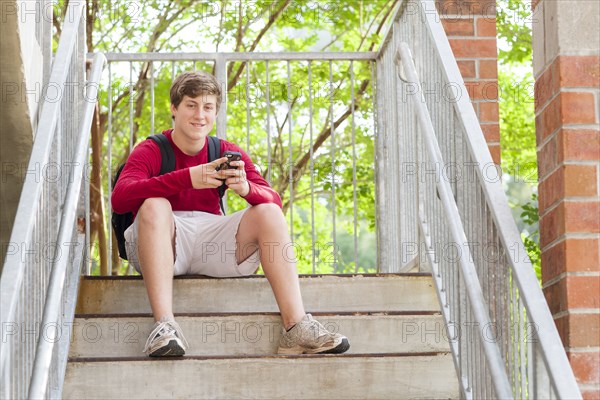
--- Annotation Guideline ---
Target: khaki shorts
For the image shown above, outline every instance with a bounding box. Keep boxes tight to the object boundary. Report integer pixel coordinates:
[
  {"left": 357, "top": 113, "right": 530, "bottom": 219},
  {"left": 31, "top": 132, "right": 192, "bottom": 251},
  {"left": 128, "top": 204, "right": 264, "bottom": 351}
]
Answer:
[{"left": 124, "top": 209, "right": 260, "bottom": 277}]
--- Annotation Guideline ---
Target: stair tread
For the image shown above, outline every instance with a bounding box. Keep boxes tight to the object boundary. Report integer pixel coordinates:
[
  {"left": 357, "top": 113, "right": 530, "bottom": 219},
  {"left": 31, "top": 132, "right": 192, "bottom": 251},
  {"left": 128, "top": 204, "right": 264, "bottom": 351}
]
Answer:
[
  {"left": 77, "top": 273, "right": 439, "bottom": 314},
  {"left": 69, "top": 351, "right": 452, "bottom": 363},
  {"left": 75, "top": 310, "right": 442, "bottom": 318},
  {"left": 64, "top": 353, "right": 459, "bottom": 399},
  {"left": 80, "top": 272, "right": 432, "bottom": 280},
  {"left": 69, "top": 313, "right": 450, "bottom": 357}
]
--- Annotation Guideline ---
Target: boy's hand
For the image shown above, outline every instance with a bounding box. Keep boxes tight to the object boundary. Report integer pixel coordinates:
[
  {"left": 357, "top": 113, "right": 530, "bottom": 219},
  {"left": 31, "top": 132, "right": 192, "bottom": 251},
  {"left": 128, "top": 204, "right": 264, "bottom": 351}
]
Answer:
[
  {"left": 221, "top": 160, "right": 250, "bottom": 197},
  {"left": 189, "top": 157, "right": 229, "bottom": 189},
  {"left": 189, "top": 158, "right": 250, "bottom": 197}
]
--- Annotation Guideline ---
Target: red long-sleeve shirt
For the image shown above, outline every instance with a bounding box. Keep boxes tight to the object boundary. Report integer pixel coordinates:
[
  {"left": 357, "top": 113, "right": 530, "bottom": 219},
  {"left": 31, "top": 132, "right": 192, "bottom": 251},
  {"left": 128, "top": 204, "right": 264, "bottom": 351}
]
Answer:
[{"left": 111, "top": 129, "right": 282, "bottom": 217}]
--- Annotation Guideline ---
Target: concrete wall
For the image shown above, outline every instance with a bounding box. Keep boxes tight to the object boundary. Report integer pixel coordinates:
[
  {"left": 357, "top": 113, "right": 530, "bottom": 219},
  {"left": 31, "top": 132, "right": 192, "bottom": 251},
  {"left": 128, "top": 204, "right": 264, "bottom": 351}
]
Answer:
[
  {"left": 532, "top": 0, "right": 600, "bottom": 398},
  {"left": 0, "top": 0, "right": 49, "bottom": 267}
]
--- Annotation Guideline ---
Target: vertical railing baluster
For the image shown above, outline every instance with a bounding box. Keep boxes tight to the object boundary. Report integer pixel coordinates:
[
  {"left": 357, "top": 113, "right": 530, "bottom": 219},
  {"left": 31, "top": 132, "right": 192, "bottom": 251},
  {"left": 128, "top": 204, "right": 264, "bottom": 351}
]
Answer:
[
  {"left": 308, "top": 61, "right": 316, "bottom": 274},
  {"left": 129, "top": 61, "right": 134, "bottom": 155},
  {"left": 150, "top": 61, "right": 155, "bottom": 135},
  {"left": 329, "top": 60, "right": 337, "bottom": 272},
  {"left": 107, "top": 62, "right": 113, "bottom": 276},
  {"left": 245, "top": 61, "right": 251, "bottom": 153},
  {"left": 286, "top": 61, "right": 294, "bottom": 239},
  {"left": 371, "top": 60, "right": 379, "bottom": 272},
  {"left": 265, "top": 61, "right": 272, "bottom": 184},
  {"left": 350, "top": 61, "right": 358, "bottom": 273},
  {"left": 85, "top": 144, "right": 91, "bottom": 275},
  {"left": 215, "top": 55, "right": 227, "bottom": 139},
  {"left": 172, "top": 61, "right": 176, "bottom": 129}
]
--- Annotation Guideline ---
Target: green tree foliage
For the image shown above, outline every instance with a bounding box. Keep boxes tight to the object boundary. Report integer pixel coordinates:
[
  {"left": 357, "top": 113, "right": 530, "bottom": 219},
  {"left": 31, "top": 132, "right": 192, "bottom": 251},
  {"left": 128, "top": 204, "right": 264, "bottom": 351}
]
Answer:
[
  {"left": 53, "top": 0, "right": 395, "bottom": 274},
  {"left": 496, "top": 0, "right": 533, "bottom": 64},
  {"left": 496, "top": 0, "right": 540, "bottom": 278}
]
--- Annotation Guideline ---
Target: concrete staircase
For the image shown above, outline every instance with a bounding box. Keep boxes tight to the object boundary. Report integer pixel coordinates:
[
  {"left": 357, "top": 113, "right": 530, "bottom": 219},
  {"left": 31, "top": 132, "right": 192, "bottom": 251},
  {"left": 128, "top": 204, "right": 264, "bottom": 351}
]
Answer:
[{"left": 63, "top": 274, "right": 459, "bottom": 399}]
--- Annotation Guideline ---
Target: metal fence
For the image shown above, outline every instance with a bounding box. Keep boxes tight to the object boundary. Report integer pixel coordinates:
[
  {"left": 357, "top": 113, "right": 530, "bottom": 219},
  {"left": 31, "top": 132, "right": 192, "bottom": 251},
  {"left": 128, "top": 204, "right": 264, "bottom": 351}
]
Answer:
[
  {"left": 0, "top": 0, "right": 584, "bottom": 398},
  {"left": 376, "top": 0, "right": 582, "bottom": 398},
  {"left": 0, "top": 3, "right": 105, "bottom": 398},
  {"left": 95, "top": 52, "right": 378, "bottom": 276}
]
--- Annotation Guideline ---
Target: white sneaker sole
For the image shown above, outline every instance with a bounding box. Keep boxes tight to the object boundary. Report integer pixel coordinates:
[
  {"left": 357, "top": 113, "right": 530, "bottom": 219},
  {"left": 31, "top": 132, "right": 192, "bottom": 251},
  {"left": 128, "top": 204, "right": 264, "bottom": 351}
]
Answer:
[{"left": 277, "top": 337, "right": 350, "bottom": 355}]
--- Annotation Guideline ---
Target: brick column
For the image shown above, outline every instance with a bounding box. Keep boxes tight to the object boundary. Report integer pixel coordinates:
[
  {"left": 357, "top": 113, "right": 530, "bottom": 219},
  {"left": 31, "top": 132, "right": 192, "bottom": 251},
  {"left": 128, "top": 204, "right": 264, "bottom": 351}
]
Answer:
[
  {"left": 532, "top": 0, "right": 600, "bottom": 398},
  {"left": 436, "top": 0, "right": 500, "bottom": 164}
]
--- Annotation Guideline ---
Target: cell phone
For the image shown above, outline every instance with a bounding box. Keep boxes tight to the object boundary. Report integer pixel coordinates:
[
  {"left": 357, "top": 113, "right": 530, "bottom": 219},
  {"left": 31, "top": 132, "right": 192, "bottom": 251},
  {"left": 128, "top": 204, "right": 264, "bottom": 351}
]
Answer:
[{"left": 216, "top": 151, "right": 242, "bottom": 170}]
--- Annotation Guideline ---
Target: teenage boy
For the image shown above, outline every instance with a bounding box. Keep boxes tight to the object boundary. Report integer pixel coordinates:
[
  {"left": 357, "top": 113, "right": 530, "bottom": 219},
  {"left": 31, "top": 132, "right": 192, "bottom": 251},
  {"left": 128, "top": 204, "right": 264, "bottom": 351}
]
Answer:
[{"left": 112, "top": 71, "right": 349, "bottom": 357}]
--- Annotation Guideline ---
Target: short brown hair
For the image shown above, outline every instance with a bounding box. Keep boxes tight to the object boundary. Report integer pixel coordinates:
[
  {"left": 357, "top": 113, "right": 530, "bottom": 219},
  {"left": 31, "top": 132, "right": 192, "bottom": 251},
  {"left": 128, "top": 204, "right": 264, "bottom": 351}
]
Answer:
[{"left": 170, "top": 71, "right": 222, "bottom": 111}]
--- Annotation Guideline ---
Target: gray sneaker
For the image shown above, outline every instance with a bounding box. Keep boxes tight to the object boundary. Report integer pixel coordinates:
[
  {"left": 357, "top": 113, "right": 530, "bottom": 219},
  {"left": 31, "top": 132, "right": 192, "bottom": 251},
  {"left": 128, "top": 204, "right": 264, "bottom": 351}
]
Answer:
[
  {"left": 143, "top": 318, "right": 189, "bottom": 357},
  {"left": 277, "top": 314, "right": 350, "bottom": 355}
]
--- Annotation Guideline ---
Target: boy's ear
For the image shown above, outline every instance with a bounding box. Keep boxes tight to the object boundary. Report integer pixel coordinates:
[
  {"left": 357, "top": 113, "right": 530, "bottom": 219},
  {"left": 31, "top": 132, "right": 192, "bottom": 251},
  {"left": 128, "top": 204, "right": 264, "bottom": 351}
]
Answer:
[{"left": 170, "top": 103, "right": 177, "bottom": 118}]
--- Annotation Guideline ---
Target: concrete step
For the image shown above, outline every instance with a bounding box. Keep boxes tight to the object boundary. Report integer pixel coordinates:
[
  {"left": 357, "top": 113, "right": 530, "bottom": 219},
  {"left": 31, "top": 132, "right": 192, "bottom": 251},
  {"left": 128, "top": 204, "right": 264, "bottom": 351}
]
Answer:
[
  {"left": 76, "top": 273, "right": 438, "bottom": 314},
  {"left": 63, "top": 353, "right": 459, "bottom": 399},
  {"left": 69, "top": 312, "right": 450, "bottom": 358}
]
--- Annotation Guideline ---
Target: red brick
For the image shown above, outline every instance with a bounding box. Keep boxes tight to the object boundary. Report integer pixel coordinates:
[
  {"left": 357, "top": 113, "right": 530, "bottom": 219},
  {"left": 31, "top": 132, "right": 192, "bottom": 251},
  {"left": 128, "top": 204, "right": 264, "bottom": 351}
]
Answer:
[
  {"left": 442, "top": 19, "right": 475, "bottom": 36},
  {"left": 559, "top": 56, "right": 600, "bottom": 88},
  {"left": 538, "top": 167, "right": 563, "bottom": 211},
  {"left": 481, "top": 123, "right": 500, "bottom": 142},
  {"left": 449, "top": 38, "right": 498, "bottom": 58},
  {"left": 537, "top": 134, "right": 558, "bottom": 180},
  {"left": 476, "top": 17, "right": 496, "bottom": 36},
  {"left": 543, "top": 279, "right": 563, "bottom": 315},
  {"left": 561, "top": 92, "right": 597, "bottom": 124},
  {"left": 542, "top": 275, "right": 599, "bottom": 313},
  {"left": 567, "top": 352, "right": 600, "bottom": 386},
  {"left": 536, "top": 94, "right": 562, "bottom": 142},
  {"left": 543, "top": 238, "right": 600, "bottom": 282},
  {"left": 568, "top": 276, "right": 600, "bottom": 309},
  {"left": 479, "top": 59, "right": 498, "bottom": 79},
  {"left": 535, "top": 60, "right": 560, "bottom": 111},
  {"left": 564, "top": 164, "right": 598, "bottom": 197},
  {"left": 582, "top": 389, "right": 600, "bottom": 400},
  {"left": 435, "top": 0, "right": 497, "bottom": 16},
  {"left": 457, "top": 60, "right": 476, "bottom": 78},
  {"left": 565, "top": 201, "right": 600, "bottom": 233},
  {"left": 554, "top": 313, "right": 600, "bottom": 347},
  {"left": 561, "top": 129, "right": 600, "bottom": 162},
  {"left": 479, "top": 101, "right": 499, "bottom": 122},
  {"left": 464, "top": 80, "right": 498, "bottom": 100},
  {"left": 488, "top": 144, "right": 501, "bottom": 164},
  {"left": 565, "top": 238, "right": 600, "bottom": 273},
  {"left": 540, "top": 202, "right": 565, "bottom": 248}
]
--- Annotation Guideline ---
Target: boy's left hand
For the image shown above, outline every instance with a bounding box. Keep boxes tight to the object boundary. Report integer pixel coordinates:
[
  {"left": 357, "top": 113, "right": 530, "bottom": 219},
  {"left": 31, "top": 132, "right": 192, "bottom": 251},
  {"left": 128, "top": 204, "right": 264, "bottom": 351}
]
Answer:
[{"left": 220, "top": 160, "right": 250, "bottom": 197}]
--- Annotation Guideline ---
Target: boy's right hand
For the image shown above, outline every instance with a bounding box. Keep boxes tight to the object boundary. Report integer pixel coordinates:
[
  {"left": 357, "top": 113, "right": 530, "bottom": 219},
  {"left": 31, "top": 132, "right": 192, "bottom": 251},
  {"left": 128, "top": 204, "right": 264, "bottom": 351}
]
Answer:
[{"left": 189, "top": 157, "right": 229, "bottom": 189}]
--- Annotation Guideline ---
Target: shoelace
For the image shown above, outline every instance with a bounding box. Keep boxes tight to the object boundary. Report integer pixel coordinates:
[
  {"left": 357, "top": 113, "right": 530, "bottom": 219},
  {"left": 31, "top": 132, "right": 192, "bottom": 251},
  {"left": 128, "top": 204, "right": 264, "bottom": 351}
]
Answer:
[{"left": 143, "top": 319, "right": 190, "bottom": 353}]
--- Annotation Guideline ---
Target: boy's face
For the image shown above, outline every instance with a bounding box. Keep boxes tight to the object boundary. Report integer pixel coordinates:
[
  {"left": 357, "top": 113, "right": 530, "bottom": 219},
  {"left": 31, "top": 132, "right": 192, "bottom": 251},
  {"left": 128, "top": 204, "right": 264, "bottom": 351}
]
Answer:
[{"left": 171, "top": 94, "right": 218, "bottom": 140}]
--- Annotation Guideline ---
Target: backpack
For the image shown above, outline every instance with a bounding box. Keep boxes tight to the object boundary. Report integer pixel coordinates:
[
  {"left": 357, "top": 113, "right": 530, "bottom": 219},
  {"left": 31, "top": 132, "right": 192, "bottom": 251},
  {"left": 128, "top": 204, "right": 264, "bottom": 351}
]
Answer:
[{"left": 111, "top": 134, "right": 225, "bottom": 260}]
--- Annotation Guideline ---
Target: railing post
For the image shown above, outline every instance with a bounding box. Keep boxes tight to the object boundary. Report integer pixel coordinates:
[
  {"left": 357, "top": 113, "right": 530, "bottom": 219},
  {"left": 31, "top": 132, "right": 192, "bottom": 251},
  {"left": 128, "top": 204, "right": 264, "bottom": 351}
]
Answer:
[{"left": 215, "top": 54, "right": 227, "bottom": 140}]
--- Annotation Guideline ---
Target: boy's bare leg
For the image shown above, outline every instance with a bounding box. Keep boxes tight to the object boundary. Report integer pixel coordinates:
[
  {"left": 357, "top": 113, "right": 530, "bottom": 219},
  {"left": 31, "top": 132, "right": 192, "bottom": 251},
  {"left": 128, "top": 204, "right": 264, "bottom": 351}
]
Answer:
[
  {"left": 236, "top": 203, "right": 306, "bottom": 329},
  {"left": 136, "top": 198, "right": 176, "bottom": 322}
]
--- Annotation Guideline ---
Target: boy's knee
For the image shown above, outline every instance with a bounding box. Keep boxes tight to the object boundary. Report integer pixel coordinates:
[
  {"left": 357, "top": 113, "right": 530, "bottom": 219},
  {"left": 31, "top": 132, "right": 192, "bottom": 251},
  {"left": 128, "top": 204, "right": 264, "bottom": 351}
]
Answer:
[
  {"left": 138, "top": 198, "right": 172, "bottom": 224},
  {"left": 252, "top": 203, "right": 282, "bottom": 217}
]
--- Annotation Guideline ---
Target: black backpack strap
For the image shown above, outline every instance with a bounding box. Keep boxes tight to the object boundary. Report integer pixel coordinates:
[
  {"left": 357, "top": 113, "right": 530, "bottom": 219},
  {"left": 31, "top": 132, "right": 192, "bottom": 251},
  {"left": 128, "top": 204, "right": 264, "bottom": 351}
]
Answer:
[
  {"left": 148, "top": 134, "right": 176, "bottom": 175},
  {"left": 207, "top": 136, "right": 226, "bottom": 215}
]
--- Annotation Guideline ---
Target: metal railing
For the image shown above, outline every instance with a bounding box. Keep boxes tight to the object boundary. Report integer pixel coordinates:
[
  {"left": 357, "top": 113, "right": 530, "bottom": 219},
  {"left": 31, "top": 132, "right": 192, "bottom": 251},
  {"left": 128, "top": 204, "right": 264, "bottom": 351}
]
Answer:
[
  {"left": 376, "top": 0, "right": 582, "bottom": 398},
  {"left": 96, "top": 52, "right": 378, "bottom": 275},
  {"left": 0, "top": 2, "right": 106, "bottom": 398},
  {"left": 0, "top": 0, "right": 583, "bottom": 398}
]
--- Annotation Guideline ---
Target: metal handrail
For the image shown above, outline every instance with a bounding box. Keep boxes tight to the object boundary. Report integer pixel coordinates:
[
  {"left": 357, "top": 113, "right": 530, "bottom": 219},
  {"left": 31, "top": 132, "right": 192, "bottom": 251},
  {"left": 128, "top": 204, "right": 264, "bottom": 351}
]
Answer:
[
  {"left": 0, "top": 2, "right": 83, "bottom": 336},
  {"left": 397, "top": 42, "right": 513, "bottom": 399},
  {"left": 0, "top": 2, "right": 95, "bottom": 399},
  {"left": 28, "top": 53, "right": 106, "bottom": 400},
  {"left": 418, "top": 2, "right": 581, "bottom": 398},
  {"left": 376, "top": 0, "right": 582, "bottom": 398}
]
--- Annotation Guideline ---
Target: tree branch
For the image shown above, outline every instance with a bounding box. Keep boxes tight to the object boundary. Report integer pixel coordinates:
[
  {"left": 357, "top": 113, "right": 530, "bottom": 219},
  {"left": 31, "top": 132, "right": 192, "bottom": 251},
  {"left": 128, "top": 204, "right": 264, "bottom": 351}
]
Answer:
[
  {"left": 227, "top": 0, "right": 291, "bottom": 90},
  {"left": 277, "top": 78, "right": 371, "bottom": 201}
]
